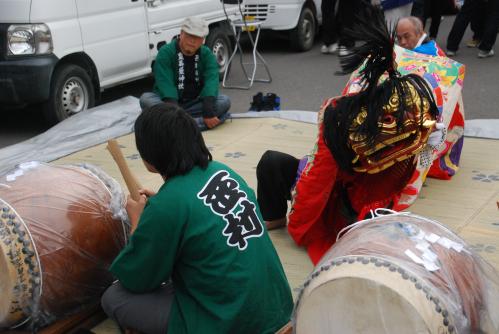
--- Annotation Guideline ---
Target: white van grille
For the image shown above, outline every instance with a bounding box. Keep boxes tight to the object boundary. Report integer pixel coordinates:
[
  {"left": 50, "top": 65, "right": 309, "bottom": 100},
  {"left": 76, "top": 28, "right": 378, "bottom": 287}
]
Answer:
[{"left": 243, "top": 4, "right": 270, "bottom": 22}]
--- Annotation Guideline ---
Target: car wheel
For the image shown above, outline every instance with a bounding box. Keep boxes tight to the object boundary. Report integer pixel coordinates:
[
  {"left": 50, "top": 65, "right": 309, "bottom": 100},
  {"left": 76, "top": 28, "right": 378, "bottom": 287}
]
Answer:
[
  {"left": 205, "top": 27, "right": 233, "bottom": 80},
  {"left": 290, "top": 7, "right": 316, "bottom": 52},
  {"left": 43, "top": 64, "right": 95, "bottom": 125}
]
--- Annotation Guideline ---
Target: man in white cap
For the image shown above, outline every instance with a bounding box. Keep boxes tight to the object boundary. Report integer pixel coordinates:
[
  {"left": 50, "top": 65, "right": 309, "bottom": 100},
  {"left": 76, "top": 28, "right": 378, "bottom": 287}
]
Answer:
[{"left": 140, "top": 16, "right": 231, "bottom": 130}]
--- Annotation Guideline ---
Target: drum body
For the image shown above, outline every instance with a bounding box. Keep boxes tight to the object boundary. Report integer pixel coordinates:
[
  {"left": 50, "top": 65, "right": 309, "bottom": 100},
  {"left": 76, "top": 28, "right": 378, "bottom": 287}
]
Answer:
[
  {"left": 293, "top": 213, "right": 499, "bottom": 334},
  {"left": 0, "top": 162, "right": 127, "bottom": 329}
]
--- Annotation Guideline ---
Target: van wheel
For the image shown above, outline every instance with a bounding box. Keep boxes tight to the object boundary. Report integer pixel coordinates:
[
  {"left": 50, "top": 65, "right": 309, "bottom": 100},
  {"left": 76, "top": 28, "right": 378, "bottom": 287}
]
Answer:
[
  {"left": 290, "top": 7, "right": 316, "bottom": 52},
  {"left": 205, "top": 27, "right": 232, "bottom": 80},
  {"left": 43, "top": 64, "right": 95, "bottom": 125}
]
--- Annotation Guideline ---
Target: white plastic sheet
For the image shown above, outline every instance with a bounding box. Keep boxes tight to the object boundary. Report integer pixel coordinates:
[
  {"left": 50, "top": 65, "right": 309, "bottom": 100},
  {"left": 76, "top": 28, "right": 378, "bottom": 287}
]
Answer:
[
  {"left": 230, "top": 110, "right": 318, "bottom": 124},
  {"left": 0, "top": 96, "right": 141, "bottom": 175},
  {"left": 464, "top": 119, "right": 499, "bottom": 139}
]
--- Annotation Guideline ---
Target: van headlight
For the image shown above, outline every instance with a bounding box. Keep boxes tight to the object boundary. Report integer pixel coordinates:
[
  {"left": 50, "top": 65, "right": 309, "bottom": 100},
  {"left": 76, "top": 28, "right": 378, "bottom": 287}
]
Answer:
[{"left": 7, "top": 24, "right": 53, "bottom": 56}]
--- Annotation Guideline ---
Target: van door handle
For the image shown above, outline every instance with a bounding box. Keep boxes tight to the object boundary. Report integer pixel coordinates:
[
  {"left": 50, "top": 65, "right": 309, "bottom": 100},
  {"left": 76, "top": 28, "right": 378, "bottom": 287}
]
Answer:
[{"left": 146, "top": 0, "right": 160, "bottom": 6}]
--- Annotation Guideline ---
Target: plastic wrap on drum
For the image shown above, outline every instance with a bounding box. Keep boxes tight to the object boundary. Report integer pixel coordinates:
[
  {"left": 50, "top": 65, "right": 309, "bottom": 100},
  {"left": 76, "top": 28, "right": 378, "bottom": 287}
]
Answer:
[
  {"left": 293, "top": 212, "right": 499, "bottom": 334},
  {"left": 0, "top": 162, "right": 129, "bottom": 330},
  {"left": 77, "top": 163, "right": 129, "bottom": 223}
]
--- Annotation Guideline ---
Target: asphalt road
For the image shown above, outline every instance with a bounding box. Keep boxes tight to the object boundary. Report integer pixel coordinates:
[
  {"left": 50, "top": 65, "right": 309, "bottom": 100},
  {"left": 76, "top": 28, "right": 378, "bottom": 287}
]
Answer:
[{"left": 1, "top": 16, "right": 498, "bottom": 149}]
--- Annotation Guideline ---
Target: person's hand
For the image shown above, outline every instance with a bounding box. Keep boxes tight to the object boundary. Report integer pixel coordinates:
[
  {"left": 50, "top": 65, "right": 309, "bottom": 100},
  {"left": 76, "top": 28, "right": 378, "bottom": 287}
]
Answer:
[
  {"left": 139, "top": 188, "right": 156, "bottom": 198},
  {"left": 126, "top": 193, "right": 148, "bottom": 233},
  {"left": 427, "top": 122, "right": 446, "bottom": 148},
  {"left": 203, "top": 116, "right": 221, "bottom": 129}
]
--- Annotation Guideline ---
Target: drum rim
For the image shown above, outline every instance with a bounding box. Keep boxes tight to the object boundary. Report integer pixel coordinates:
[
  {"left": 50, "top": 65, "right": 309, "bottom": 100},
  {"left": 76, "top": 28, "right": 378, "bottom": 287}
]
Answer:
[
  {"left": 294, "top": 255, "right": 458, "bottom": 333},
  {"left": 0, "top": 197, "right": 43, "bottom": 329}
]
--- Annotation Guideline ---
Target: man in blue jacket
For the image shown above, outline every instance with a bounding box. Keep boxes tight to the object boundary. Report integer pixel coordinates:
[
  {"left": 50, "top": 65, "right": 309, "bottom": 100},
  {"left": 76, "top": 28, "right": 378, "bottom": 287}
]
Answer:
[{"left": 396, "top": 16, "right": 447, "bottom": 56}]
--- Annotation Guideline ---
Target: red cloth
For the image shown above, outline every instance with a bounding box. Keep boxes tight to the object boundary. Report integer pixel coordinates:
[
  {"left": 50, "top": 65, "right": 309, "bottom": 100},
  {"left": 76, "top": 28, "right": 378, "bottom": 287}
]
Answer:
[{"left": 288, "top": 99, "right": 416, "bottom": 264}]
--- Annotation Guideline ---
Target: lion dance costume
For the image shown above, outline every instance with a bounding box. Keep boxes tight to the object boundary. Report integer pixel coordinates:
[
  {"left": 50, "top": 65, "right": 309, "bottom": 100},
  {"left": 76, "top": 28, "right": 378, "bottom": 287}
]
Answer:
[{"left": 287, "top": 7, "right": 465, "bottom": 264}]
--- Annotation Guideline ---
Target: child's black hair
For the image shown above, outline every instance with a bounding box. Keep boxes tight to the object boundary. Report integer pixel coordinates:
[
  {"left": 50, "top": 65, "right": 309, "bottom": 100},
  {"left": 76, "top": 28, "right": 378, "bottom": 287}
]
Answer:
[{"left": 134, "top": 103, "right": 212, "bottom": 178}]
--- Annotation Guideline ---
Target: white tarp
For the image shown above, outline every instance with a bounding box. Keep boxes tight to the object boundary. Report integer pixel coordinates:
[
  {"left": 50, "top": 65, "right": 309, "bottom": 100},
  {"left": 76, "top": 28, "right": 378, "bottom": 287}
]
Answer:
[
  {"left": 231, "top": 110, "right": 318, "bottom": 124},
  {"left": 0, "top": 96, "right": 141, "bottom": 175},
  {"left": 464, "top": 119, "right": 499, "bottom": 139}
]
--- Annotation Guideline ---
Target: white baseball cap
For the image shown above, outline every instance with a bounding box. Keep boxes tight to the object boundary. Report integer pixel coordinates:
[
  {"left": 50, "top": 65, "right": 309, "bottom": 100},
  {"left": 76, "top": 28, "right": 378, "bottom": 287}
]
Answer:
[{"left": 181, "top": 16, "right": 209, "bottom": 38}]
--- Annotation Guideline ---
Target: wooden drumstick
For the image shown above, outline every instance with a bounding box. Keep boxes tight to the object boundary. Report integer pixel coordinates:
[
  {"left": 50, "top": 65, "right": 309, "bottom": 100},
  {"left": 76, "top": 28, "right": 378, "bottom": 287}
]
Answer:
[{"left": 107, "top": 139, "right": 143, "bottom": 201}]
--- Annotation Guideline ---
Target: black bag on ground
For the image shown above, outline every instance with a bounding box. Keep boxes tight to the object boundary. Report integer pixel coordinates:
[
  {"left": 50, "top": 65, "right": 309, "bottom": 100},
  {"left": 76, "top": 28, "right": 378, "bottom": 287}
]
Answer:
[{"left": 249, "top": 92, "right": 280, "bottom": 111}]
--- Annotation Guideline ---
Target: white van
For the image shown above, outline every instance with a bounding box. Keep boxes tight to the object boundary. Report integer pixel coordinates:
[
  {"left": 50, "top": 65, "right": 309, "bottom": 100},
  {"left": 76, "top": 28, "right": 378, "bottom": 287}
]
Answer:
[
  {"left": 0, "top": 0, "right": 240, "bottom": 123},
  {"left": 242, "top": 0, "right": 322, "bottom": 51}
]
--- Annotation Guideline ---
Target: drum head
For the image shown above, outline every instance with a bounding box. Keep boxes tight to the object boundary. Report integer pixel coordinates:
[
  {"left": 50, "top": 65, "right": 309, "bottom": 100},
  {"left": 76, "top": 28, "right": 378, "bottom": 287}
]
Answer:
[
  {"left": 295, "top": 259, "right": 452, "bottom": 334},
  {"left": 0, "top": 201, "right": 40, "bottom": 329},
  {"left": 0, "top": 246, "right": 15, "bottom": 324}
]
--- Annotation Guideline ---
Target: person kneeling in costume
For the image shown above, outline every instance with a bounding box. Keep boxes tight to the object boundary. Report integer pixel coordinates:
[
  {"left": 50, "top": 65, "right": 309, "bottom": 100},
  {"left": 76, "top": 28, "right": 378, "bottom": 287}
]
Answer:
[{"left": 256, "top": 5, "right": 462, "bottom": 264}]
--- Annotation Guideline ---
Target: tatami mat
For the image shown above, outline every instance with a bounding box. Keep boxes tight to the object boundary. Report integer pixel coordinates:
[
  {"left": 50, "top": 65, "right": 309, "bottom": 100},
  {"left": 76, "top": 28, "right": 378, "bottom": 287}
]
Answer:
[{"left": 53, "top": 118, "right": 499, "bottom": 334}]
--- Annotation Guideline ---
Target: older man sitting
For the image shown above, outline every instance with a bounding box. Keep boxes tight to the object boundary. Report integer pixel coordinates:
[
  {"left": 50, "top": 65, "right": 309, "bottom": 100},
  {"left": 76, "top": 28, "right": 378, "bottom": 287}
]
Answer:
[
  {"left": 396, "top": 16, "right": 446, "bottom": 56},
  {"left": 396, "top": 16, "right": 465, "bottom": 181},
  {"left": 140, "top": 16, "right": 231, "bottom": 131}
]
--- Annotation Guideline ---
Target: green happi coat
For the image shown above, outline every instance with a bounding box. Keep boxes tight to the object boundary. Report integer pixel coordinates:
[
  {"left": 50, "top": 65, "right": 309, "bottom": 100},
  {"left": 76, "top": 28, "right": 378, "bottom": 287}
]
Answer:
[
  {"left": 111, "top": 161, "right": 293, "bottom": 334},
  {"left": 152, "top": 39, "right": 219, "bottom": 101}
]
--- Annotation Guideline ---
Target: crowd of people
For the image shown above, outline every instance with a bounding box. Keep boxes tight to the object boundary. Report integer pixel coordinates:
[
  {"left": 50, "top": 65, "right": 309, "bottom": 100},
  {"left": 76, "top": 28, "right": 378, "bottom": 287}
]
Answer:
[{"left": 99, "top": 3, "right": 472, "bottom": 332}]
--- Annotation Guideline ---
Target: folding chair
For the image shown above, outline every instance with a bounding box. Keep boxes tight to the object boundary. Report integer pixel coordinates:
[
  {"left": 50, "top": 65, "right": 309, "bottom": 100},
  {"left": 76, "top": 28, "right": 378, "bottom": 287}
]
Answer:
[{"left": 220, "top": 0, "right": 272, "bottom": 89}]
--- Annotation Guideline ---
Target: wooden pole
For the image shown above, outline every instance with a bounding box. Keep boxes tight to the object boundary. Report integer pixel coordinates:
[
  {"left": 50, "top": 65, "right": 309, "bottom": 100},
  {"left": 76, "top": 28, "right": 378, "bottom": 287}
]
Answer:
[{"left": 106, "top": 139, "right": 143, "bottom": 201}]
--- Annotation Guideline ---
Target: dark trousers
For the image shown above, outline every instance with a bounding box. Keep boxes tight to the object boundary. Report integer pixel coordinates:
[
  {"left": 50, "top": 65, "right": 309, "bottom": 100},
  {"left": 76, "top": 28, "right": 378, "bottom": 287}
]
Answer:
[
  {"left": 478, "top": 0, "right": 499, "bottom": 51},
  {"left": 101, "top": 282, "right": 174, "bottom": 334},
  {"left": 411, "top": 0, "right": 425, "bottom": 18},
  {"left": 470, "top": 0, "right": 487, "bottom": 39},
  {"left": 423, "top": 0, "right": 444, "bottom": 38},
  {"left": 338, "top": 0, "right": 362, "bottom": 48},
  {"left": 447, "top": 0, "right": 488, "bottom": 51},
  {"left": 256, "top": 150, "right": 299, "bottom": 221},
  {"left": 321, "top": 0, "right": 338, "bottom": 46}
]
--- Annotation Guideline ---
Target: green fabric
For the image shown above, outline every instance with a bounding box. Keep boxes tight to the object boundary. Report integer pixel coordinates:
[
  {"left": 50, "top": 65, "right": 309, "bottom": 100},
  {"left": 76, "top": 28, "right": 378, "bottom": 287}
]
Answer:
[
  {"left": 153, "top": 40, "right": 219, "bottom": 101},
  {"left": 111, "top": 161, "right": 293, "bottom": 334}
]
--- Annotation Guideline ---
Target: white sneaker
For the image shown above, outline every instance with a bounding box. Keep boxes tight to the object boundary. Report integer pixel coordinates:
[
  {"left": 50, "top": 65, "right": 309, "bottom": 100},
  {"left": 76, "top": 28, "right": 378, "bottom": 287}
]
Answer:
[
  {"left": 338, "top": 46, "right": 350, "bottom": 57},
  {"left": 446, "top": 50, "right": 456, "bottom": 56},
  {"left": 478, "top": 49, "right": 494, "bottom": 58},
  {"left": 320, "top": 44, "right": 329, "bottom": 54},
  {"left": 328, "top": 43, "right": 338, "bottom": 54}
]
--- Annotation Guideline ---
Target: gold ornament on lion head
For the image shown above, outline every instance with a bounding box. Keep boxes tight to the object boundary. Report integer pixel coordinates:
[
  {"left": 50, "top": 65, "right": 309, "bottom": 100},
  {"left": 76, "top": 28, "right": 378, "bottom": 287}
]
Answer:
[{"left": 349, "top": 82, "right": 436, "bottom": 174}]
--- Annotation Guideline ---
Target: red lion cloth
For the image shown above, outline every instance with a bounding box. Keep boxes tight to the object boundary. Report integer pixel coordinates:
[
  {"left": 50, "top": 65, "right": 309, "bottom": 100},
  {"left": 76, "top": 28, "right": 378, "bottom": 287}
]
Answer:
[{"left": 288, "top": 100, "right": 419, "bottom": 264}]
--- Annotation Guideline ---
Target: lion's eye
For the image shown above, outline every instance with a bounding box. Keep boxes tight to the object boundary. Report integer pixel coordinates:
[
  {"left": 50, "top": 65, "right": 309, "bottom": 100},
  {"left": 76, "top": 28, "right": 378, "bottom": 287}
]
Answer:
[{"left": 383, "top": 115, "right": 395, "bottom": 123}]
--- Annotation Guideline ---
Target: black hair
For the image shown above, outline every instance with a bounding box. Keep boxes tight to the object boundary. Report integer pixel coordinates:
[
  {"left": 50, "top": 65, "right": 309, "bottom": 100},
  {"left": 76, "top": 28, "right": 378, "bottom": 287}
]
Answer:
[
  {"left": 323, "top": 4, "right": 438, "bottom": 172},
  {"left": 134, "top": 103, "right": 212, "bottom": 178}
]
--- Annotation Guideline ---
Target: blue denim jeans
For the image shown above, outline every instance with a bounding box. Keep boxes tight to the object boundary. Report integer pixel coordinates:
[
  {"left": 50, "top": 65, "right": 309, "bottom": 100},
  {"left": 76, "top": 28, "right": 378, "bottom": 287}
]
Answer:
[{"left": 139, "top": 92, "right": 231, "bottom": 131}]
